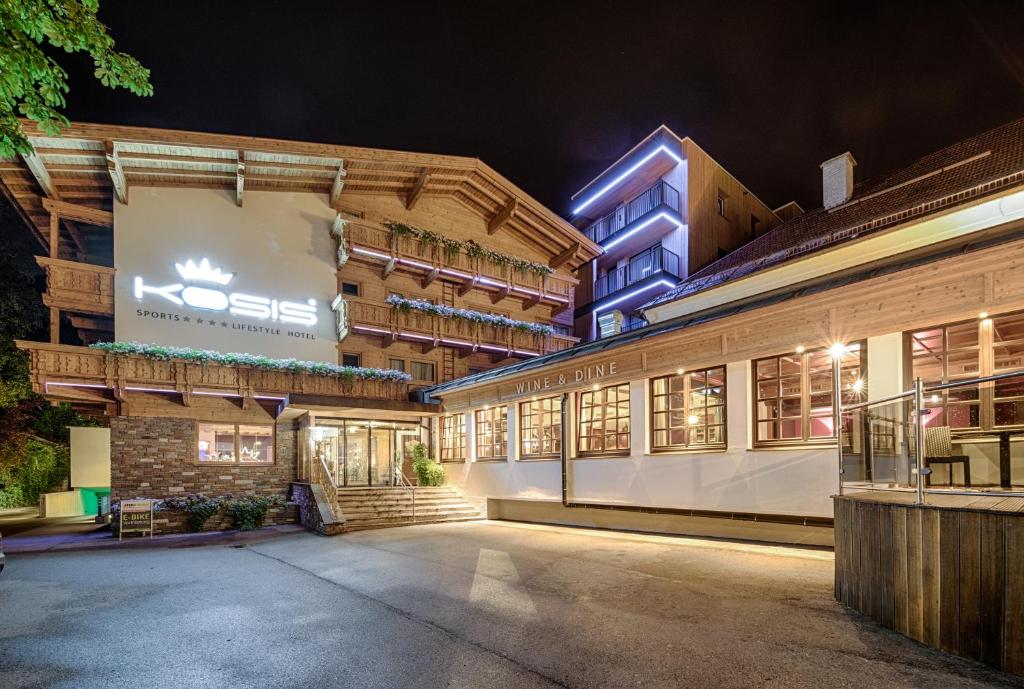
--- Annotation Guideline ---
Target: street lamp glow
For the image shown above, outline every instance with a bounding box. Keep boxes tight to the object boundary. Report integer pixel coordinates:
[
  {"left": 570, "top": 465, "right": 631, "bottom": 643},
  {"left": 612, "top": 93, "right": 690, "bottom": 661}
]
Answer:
[{"left": 829, "top": 342, "right": 848, "bottom": 359}]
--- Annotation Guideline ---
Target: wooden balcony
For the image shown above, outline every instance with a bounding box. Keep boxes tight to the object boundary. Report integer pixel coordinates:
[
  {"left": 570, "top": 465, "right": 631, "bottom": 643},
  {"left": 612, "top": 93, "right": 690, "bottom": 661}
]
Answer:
[
  {"left": 36, "top": 257, "right": 114, "bottom": 316},
  {"left": 345, "top": 299, "right": 579, "bottom": 358},
  {"left": 345, "top": 222, "right": 577, "bottom": 312},
  {"left": 16, "top": 341, "right": 412, "bottom": 407}
]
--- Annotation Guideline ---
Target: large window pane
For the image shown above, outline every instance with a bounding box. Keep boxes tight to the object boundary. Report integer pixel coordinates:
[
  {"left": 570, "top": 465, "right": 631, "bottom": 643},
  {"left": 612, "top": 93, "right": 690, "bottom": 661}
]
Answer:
[
  {"left": 238, "top": 425, "right": 274, "bottom": 463},
  {"left": 650, "top": 366, "right": 727, "bottom": 451},
  {"left": 576, "top": 383, "right": 630, "bottom": 456},
  {"left": 519, "top": 396, "right": 561, "bottom": 458},
  {"left": 475, "top": 407, "right": 507, "bottom": 460},
  {"left": 198, "top": 423, "right": 236, "bottom": 462},
  {"left": 440, "top": 414, "right": 466, "bottom": 462}
]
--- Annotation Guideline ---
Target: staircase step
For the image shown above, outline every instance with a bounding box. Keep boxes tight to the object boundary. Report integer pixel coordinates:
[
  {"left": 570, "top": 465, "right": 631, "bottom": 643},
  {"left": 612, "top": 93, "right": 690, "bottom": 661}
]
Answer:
[{"left": 343, "top": 515, "right": 482, "bottom": 532}]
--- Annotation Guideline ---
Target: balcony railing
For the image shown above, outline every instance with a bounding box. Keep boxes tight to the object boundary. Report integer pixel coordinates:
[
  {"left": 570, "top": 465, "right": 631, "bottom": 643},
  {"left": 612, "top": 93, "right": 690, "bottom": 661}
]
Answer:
[
  {"left": 345, "top": 299, "right": 578, "bottom": 358},
  {"left": 622, "top": 314, "right": 648, "bottom": 332},
  {"left": 36, "top": 257, "right": 114, "bottom": 315},
  {"left": 16, "top": 341, "right": 411, "bottom": 403},
  {"left": 344, "top": 222, "right": 576, "bottom": 306},
  {"left": 594, "top": 246, "right": 681, "bottom": 300},
  {"left": 582, "top": 179, "right": 681, "bottom": 245}
]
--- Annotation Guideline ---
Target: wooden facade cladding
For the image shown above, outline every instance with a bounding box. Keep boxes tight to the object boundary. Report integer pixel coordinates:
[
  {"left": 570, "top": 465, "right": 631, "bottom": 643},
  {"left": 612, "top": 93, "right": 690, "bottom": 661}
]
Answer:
[
  {"left": 345, "top": 221, "right": 577, "bottom": 307},
  {"left": 0, "top": 121, "right": 600, "bottom": 269},
  {"left": 16, "top": 341, "right": 412, "bottom": 405},
  {"left": 35, "top": 256, "right": 114, "bottom": 316},
  {"left": 435, "top": 226, "right": 1024, "bottom": 410},
  {"left": 346, "top": 299, "right": 578, "bottom": 358},
  {"left": 834, "top": 493, "right": 1024, "bottom": 674}
]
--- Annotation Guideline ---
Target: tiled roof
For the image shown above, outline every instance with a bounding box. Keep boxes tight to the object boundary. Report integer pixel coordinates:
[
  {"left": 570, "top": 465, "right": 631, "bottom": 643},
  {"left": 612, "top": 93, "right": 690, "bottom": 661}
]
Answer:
[{"left": 644, "top": 117, "right": 1024, "bottom": 309}]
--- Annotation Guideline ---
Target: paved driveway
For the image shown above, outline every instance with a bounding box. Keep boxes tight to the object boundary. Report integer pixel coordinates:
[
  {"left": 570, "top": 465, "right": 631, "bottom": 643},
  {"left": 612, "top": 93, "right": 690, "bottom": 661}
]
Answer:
[{"left": 1, "top": 521, "right": 1019, "bottom": 689}]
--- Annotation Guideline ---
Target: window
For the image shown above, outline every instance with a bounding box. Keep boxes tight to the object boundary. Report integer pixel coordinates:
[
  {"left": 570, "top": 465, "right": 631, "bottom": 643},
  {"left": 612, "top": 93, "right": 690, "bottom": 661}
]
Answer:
[
  {"left": 519, "top": 396, "right": 562, "bottom": 458},
  {"left": 651, "top": 366, "right": 726, "bottom": 451},
  {"left": 716, "top": 191, "right": 727, "bottom": 217},
  {"left": 439, "top": 414, "right": 466, "bottom": 462},
  {"left": 475, "top": 406, "right": 507, "bottom": 460},
  {"left": 909, "top": 311, "right": 1024, "bottom": 430},
  {"left": 341, "top": 282, "right": 360, "bottom": 297},
  {"left": 388, "top": 358, "right": 406, "bottom": 372},
  {"left": 411, "top": 361, "right": 435, "bottom": 382},
  {"left": 577, "top": 383, "right": 630, "bottom": 456},
  {"left": 342, "top": 353, "right": 361, "bottom": 367},
  {"left": 198, "top": 423, "right": 274, "bottom": 464},
  {"left": 754, "top": 343, "right": 865, "bottom": 445}
]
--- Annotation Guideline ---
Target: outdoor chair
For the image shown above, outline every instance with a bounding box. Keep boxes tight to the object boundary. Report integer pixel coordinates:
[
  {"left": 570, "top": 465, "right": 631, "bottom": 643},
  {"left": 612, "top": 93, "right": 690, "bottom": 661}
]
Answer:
[{"left": 923, "top": 425, "right": 971, "bottom": 487}]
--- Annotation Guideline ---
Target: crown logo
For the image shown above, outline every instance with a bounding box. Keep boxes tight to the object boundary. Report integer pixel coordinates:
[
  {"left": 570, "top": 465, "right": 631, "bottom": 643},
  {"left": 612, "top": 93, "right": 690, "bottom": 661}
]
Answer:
[{"left": 175, "top": 258, "right": 234, "bottom": 285}]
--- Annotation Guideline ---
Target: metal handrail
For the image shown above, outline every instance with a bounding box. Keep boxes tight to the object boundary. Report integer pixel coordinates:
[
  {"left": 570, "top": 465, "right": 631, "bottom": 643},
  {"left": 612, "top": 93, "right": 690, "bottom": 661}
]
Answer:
[
  {"left": 927, "top": 368, "right": 1024, "bottom": 391},
  {"left": 391, "top": 453, "right": 416, "bottom": 522},
  {"left": 843, "top": 389, "right": 914, "bottom": 411}
]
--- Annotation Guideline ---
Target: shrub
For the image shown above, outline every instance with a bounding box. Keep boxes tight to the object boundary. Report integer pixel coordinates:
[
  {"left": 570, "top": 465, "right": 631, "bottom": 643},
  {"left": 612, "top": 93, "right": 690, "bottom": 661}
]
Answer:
[
  {"left": 0, "top": 437, "right": 69, "bottom": 507},
  {"left": 226, "top": 495, "right": 283, "bottom": 531},
  {"left": 411, "top": 442, "right": 446, "bottom": 486},
  {"left": 162, "top": 494, "right": 226, "bottom": 532}
]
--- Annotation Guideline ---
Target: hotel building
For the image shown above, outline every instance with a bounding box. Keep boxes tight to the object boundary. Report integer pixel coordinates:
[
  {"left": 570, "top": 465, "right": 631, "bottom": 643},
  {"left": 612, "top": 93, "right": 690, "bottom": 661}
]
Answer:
[
  {"left": 426, "top": 117, "right": 1024, "bottom": 546},
  {"left": 3, "top": 121, "right": 597, "bottom": 529},
  {"left": 569, "top": 125, "right": 787, "bottom": 341}
]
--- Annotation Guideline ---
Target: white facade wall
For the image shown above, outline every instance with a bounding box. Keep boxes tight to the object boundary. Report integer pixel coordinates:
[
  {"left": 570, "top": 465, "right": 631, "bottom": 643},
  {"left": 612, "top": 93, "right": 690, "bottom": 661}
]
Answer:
[{"left": 443, "top": 334, "right": 920, "bottom": 519}]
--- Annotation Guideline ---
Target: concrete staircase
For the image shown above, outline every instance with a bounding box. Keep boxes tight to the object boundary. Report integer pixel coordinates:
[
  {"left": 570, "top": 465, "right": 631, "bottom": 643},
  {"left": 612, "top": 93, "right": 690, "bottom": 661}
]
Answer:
[{"left": 335, "top": 486, "right": 482, "bottom": 532}]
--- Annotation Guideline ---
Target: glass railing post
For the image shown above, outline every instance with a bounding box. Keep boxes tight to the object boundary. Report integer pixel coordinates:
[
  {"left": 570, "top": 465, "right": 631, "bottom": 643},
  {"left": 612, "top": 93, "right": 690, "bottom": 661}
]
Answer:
[{"left": 914, "top": 377, "right": 926, "bottom": 505}]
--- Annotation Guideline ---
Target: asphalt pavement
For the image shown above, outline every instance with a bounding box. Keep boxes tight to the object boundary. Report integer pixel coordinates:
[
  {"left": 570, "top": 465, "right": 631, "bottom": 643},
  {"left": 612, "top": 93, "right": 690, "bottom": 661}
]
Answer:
[{"left": 1, "top": 520, "right": 1021, "bottom": 689}]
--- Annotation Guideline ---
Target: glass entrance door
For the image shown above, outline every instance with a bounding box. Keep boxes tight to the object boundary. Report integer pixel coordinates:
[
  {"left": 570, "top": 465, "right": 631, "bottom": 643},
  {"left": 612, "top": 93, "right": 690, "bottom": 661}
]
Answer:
[{"left": 311, "top": 420, "right": 421, "bottom": 487}]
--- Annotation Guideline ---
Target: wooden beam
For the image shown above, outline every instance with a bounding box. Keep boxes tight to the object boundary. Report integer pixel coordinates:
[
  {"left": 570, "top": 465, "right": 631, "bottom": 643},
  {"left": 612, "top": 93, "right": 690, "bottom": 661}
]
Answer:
[
  {"left": 22, "top": 151, "right": 60, "bottom": 199},
  {"left": 421, "top": 267, "right": 440, "bottom": 289},
  {"left": 330, "top": 162, "right": 347, "bottom": 205},
  {"left": 422, "top": 340, "right": 438, "bottom": 355},
  {"left": 49, "top": 307, "right": 60, "bottom": 344},
  {"left": 523, "top": 293, "right": 542, "bottom": 310},
  {"left": 457, "top": 277, "right": 478, "bottom": 297},
  {"left": 551, "top": 302, "right": 570, "bottom": 318},
  {"left": 382, "top": 257, "right": 397, "bottom": 279},
  {"left": 41, "top": 198, "right": 113, "bottom": 226},
  {"left": 104, "top": 141, "right": 128, "bottom": 204},
  {"left": 236, "top": 151, "right": 245, "bottom": 207},
  {"left": 68, "top": 315, "right": 114, "bottom": 331},
  {"left": 487, "top": 198, "right": 518, "bottom": 235},
  {"left": 549, "top": 241, "right": 580, "bottom": 269},
  {"left": 490, "top": 286, "right": 511, "bottom": 304},
  {"left": 406, "top": 168, "right": 430, "bottom": 210},
  {"left": 48, "top": 211, "right": 59, "bottom": 258}
]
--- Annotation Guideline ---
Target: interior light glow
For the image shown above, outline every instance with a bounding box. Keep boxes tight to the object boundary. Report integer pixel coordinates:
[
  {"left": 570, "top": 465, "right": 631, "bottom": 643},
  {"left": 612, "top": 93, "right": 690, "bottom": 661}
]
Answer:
[
  {"left": 687, "top": 414, "right": 699, "bottom": 426},
  {"left": 982, "top": 318, "right": 993, "bottom": 326},
  {"left": 676, "top": 367, "right": 684, "bottom": 375},
  {"left": 851, "top": 378, "right": 865, "bottom": 393},
  {"left": 592, "top": 383, "right": 600, "bottom": 390},
  {"left": 572, "top": 145, "right": 684, "bottom": 215},
  {"left": 930, "top": 394, "right": 941, "bottom": 403},
  {"left": 829, "top": 342, "right": 848, "bottom": 359},
  {"left": 795, "top": 345, "right": 805, "bottom": 354},
  {"left": 979, "top": 311, "right": 989, "bottom": 319},
  {"left": 603, "top": 212, "right": 683, "bottom": 250}
]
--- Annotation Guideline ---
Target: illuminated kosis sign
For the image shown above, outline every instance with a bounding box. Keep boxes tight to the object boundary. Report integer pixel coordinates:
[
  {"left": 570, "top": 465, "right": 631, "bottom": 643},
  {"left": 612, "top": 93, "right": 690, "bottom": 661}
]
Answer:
[{"left": 133, "top": 258, "right": 318, "bottom": 327}]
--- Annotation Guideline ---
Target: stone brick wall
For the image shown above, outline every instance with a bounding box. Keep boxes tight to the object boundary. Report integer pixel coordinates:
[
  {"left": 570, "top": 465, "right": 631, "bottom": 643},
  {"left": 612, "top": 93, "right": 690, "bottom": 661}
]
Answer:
[{"left": 110, "top": 416, "right": 299, "bottom": 533}]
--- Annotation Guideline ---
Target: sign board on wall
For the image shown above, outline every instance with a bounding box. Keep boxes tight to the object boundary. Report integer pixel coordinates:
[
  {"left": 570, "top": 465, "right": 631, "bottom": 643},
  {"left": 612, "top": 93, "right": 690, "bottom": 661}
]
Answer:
[{"left": 114, "top": 188, "right": 338, "bottom": 363}]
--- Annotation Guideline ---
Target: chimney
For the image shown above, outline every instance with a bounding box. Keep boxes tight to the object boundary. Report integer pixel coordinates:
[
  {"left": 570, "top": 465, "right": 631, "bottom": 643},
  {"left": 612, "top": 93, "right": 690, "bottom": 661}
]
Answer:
[{"left": 820, "top": 152, "right": 857, "bottom": 209}]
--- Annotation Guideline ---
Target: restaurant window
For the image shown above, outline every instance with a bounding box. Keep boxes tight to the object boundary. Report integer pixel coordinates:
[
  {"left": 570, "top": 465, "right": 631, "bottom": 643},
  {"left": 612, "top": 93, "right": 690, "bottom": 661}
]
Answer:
[
  {"left": 577, "top": 383, "right": 630, "bottom": 456},
  {"left": 909, "top": 311, "right": 1024, "bottom": 429},
  {"left": 198, "top": 423, "right": 274, "bottom": 464},
  {"left": 342, "top": 353, "right": 361, "bottom": 367},
  {"left": 439, "top": 414, "right": 466, "bottom": 462},
  {"left": 519, "top": 396, "right": 562, "bottom": 458},
  {"left": 411, "top": 361, "right": 435, "bottom": 382},
  {"left": 754, "top": 342, "right": 865, "bottom": 446},
  {"left": 475, "top": 406, "right": 507, "bottom": 460},
  {"left": 651, "top": 366, "right": 726, "bottom": 451},
  {"left": 388, "top": 358, "right": 406, "bottom": 372},
  {"left": 341, "top": 281, "right": 360, "bottom": 297}
]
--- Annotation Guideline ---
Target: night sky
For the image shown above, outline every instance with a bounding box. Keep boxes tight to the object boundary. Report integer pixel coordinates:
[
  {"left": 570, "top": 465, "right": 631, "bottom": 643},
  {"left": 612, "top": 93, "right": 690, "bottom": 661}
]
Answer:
[{"left": 19, "top": 1, "right": 1024, "bottom": 213}]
